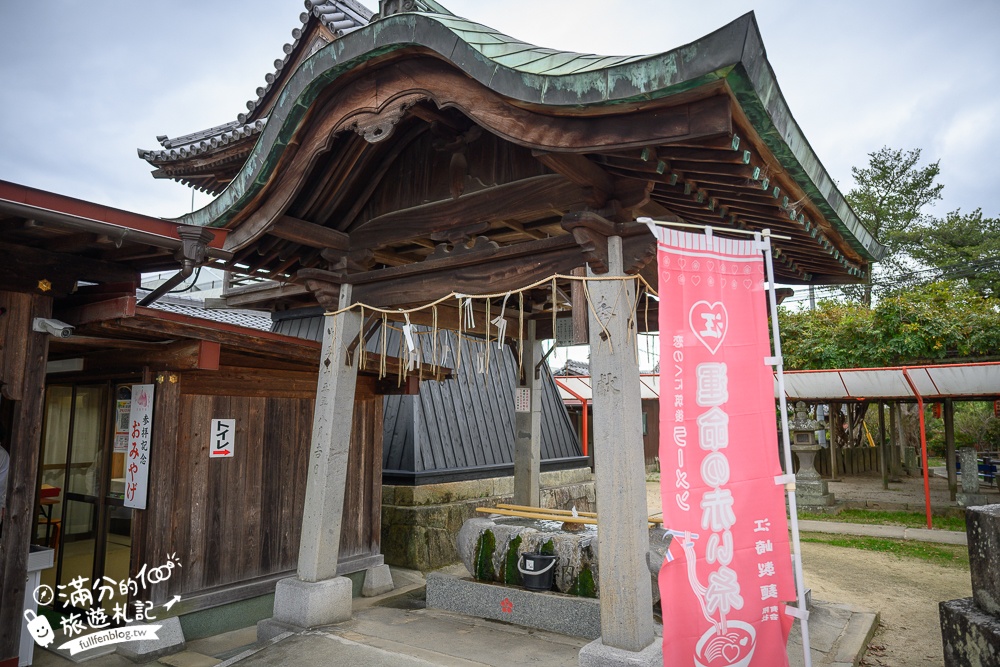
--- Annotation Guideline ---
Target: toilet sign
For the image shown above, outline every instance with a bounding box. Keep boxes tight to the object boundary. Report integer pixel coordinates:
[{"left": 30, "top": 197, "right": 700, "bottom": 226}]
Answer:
[{"left": 210, "top": 419, "right": 235, "bottom": 458}]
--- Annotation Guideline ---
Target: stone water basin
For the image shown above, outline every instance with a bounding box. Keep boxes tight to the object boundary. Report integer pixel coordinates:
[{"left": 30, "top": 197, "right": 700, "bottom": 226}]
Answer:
[{"left": 457, "top": 515, "right": 670, "bottom": 599}]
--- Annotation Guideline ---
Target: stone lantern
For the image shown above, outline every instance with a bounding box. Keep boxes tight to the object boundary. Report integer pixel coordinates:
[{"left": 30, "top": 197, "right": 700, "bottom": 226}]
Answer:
[{"left": 790, "top": 402, "right": 836, "bottom": 509}]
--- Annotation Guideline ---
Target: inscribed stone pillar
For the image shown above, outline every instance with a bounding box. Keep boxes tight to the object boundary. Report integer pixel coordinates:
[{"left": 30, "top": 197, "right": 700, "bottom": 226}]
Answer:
[
  {"left": 958, "top": 447, "right": 988, "bottom": 507},
  {"left": 514, "top": 321, "right": 543, "bottom": 507},
  {"left": 298, "top": 283, "right": 363, "bottom": 582},
  {"left": 939, "top": 504, "right": 1000, "bottom": 665},
  {"left": 584, "top": 236, "right": 655, "bottom": 653}
]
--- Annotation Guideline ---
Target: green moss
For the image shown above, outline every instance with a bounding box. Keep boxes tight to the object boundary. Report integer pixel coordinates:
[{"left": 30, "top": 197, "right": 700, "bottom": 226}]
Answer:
[
  {"left": 474, "top": 530, "right": 496, "bottom": 582},
  {"left": 567, "top": 566, "right": 597, "bottom": 598},
  {"left": 540, "top": 538, "right": 555, "bottom": 556},
  {"left": 576, "top": 566, "right": 597, "bottom": 598},
  {"left": 502, "top": 535, "right": 523, "bottom": 585}
]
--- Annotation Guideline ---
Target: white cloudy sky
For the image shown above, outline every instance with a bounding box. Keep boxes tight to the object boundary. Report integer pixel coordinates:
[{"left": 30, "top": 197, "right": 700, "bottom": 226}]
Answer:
[{"left": 1, "top": 0, "right": 998, "bottom": 225}]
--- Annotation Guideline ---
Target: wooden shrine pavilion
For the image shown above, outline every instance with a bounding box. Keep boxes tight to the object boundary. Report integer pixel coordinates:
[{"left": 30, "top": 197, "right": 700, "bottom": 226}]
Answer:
[{"left": 133, "top": 0, "right": 886, "bottom": 660}]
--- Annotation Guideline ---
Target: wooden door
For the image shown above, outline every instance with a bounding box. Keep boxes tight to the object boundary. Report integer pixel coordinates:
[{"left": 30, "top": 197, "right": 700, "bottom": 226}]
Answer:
[{"left": 338, "top": 378, "right": 383, "bottom": 572}]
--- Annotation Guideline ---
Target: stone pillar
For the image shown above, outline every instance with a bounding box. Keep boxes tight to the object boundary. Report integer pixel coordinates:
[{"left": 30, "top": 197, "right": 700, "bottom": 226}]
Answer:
[
  {"left": 262, "top": 284, "right": 361, "bottom": 637},
  {"left": 945, "top": 399, "right": 957, "bottom": 502},
  {"left": 958, "top": 447, "right": 988, "bottom": 507},
  {"left": 578, "top": 236, "right": 658, "bottom": 666},
  {"left": 514, "top": 320, "right": 543, "bottom": 507},
  {"left": 940, "top": 504, "right": 1000, "bottom": 665}
]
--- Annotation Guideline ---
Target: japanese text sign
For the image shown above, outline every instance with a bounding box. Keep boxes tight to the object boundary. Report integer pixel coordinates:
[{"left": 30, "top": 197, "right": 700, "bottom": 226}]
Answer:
[
  {"left": 654, "top": 229, "right": 794, "bottom": 666},
  {"left": 210, "top": 419, "right": 235, "bottom": 458},
  {"left": 124, "top": 384, "right": 154, "bottom": 510}
]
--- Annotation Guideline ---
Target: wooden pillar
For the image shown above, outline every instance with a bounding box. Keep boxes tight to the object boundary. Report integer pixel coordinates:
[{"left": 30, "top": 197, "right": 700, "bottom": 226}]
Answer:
[
  {"left": 0, "top": 292, "right": 52, "bottom": 661},
  {"left": 586, "top": 236, "right": 655, "bottom": 653},
  {"left": 829, "top": 402, "right": 840, "bottom": 481},
  {"left": 888, "top": 403, "right": 902, "bottom": 482},
  {"left": 514, "top": 321, "right": 542, "bottom": 507},
  {"left": 879, "top": 402, "right": 889, "bottom": 490},
  {"left": 297, "top": 284, "right": 362, "bottom": 582},
  {"left": 945, "top": 398, "right": 957, "bottom": 501}
]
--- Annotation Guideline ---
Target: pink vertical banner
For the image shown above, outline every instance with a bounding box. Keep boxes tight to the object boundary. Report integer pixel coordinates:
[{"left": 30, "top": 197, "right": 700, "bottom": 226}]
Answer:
[{"left": 653, "top": 228, "right": 795, "bottom": 667}]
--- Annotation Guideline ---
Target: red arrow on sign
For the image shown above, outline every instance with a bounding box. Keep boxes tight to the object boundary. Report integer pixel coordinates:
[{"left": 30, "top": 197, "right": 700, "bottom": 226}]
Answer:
[{"left": 216, "top": 449, "right": 230, "bottom": 456}]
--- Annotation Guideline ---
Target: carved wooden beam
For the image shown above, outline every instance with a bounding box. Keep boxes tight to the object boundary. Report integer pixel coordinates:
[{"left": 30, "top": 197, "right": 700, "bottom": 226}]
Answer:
[
  {"left": 560, "top": 211, "right": 617, "bottom": 274},
  {"left": 269, "top": 215, "right": 351, "bottom": 251},
  {"left": 349, "top": 174, "right": 587, "bottom": 250},
  {"left": 532, "top": 151, "right": 614, "bottom": 208}
]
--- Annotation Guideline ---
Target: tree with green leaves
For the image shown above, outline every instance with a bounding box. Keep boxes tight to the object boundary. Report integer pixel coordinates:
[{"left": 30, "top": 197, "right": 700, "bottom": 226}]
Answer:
[
  {"left": 902, "top": 208, "right": 1000, "bottom": 300},
  {"left": 780, "top": 280, "right": 1000, "bottom": 370},
  {"left": 845, "top": 147, "right": 944, "bottom": 306}
]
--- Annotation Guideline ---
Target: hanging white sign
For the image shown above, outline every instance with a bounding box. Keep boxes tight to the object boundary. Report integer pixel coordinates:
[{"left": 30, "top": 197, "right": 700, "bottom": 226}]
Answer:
[
  {"left": 124, "top": 384, "right": 154, "bottom": 510},
  {"left": 210, "top": 419, "right": 236, "bottom": 458}
]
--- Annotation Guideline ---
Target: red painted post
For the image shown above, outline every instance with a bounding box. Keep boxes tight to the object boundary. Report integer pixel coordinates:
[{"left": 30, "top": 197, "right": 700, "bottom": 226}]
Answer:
[{"left": 901, "top": 368, "right": 933, "bottom": 529}]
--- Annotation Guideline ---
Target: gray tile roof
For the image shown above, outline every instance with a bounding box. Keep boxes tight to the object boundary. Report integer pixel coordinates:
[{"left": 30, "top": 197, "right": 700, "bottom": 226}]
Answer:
[
  {"left": 139, "top": 1, "right": 372, "bottom": 165},
  {"left": 142, "top": 291, "right": 273, "bottom": 331},
  {"left": 138, "top": 118, "right": 268, "bottom": 163}
]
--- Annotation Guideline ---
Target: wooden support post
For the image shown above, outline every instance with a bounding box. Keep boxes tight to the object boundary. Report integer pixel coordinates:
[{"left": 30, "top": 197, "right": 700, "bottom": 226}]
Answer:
[
  {"left": 0, "top": 292, "right": 52, "bottom": 661},
  {"left": 889, "top": 403, "right": 902, "bottom": 482},
  {"left": 945, "top": 398, "right": 957, "bottom": 501},
  {"left": 297, "top": 284, "right": 362, "bottom": 582},
  {"left": 879, "top": 402, "right": 889, "bottom": 490},
  {"left": 586, "top": 236, "right": 655, "bottom": 653},
  {"left": 829, "top": 402, "right": 840, "bottom": 481},
  {"left": 514, "top": 321, "right": 543, "bottom": 507}
]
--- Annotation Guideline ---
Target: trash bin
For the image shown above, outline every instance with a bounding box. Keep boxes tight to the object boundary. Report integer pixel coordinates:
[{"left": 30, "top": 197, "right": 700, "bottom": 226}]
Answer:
[{"left": 20, "top": 545, "right": 54, "bottom": 666}]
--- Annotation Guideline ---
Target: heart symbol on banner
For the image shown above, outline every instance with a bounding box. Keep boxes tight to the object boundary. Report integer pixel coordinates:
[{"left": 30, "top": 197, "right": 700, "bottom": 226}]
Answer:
[
  {"left": 691, "top": 275, "right": 701, "bottom": 286},
  {"left": 743, "top": 279, "right": 753, "bottom": 289},
  {"left": 660, "top": 270, "right": 671, "bottom": 283},
  {"left": 688, "top": 301, "right": 727, "bottom": 354},
  {"left": 678, "top": 258, "right": 687, "bottom": 268},
  {"left": 707, "top": 261, "right": 715, "bottom": 271},
  {"left": 722, "top": 643, "right": 740, "bottom": 663},
  {"left": 720, "top": 278, "right": 727, "bottom": 287}
]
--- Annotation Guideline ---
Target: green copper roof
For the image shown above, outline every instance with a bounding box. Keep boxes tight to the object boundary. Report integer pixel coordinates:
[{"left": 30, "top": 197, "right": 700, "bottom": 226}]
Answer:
[{"left": 172, "top": 10, "right": 885, "bottom": 263}]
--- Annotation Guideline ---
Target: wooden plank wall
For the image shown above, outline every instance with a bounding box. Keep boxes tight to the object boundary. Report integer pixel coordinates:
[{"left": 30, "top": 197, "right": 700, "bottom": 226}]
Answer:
[
  {"left": 340, "top": 382, "right": 382, "bottom": 562},
  {"left": 136, "top": 365, "right": 383, "bottom": 605},
  {"left": 814, "top": 447, "right": 883, "bottom": 478},
  {"left": 142, "top": 386, "right": 313, "bottom": 605},
  {"left": 642, "top": 399, "right": 660, "bottom": 466}
]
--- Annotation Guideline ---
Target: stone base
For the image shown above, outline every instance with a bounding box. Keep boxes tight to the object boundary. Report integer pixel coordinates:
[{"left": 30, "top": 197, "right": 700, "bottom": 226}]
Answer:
[
  {"left": 798, "top": 494, "right": 837, "bottom": 508},
  {"left": 257, "top": 618, "right": 303, "bottom": 642},
  {"left": 425, "top": 572, "right": 600, "bottom": 639},
  {"left": 271, "top": 576, "right": 352, "bottom": 629},
  {"left": 578, "top": 636, "right": 661, "bottom": 667},
  {"left": 382, "top": 467, "right": 595, "bottom": 571},
  {"left": 940, "top": 597, "right": 1000, "bottom": 666},
  {"left": 117, "top": 616, "right": 185, "bottom": 662},
  {"left": 362, "top": 564, "right": 395, "bottom": 597},
  {"left": 797, "top": 478, "right": 836, "bottom": 509},
  {"left": 958, "top": 493, "right": 990, "bottom": 507}
]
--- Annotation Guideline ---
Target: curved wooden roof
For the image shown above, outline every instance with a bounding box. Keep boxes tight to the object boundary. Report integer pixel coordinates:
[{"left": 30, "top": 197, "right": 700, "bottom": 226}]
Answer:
[{"left": 145, "top": 6, "right": 885, "bottom": 312}]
